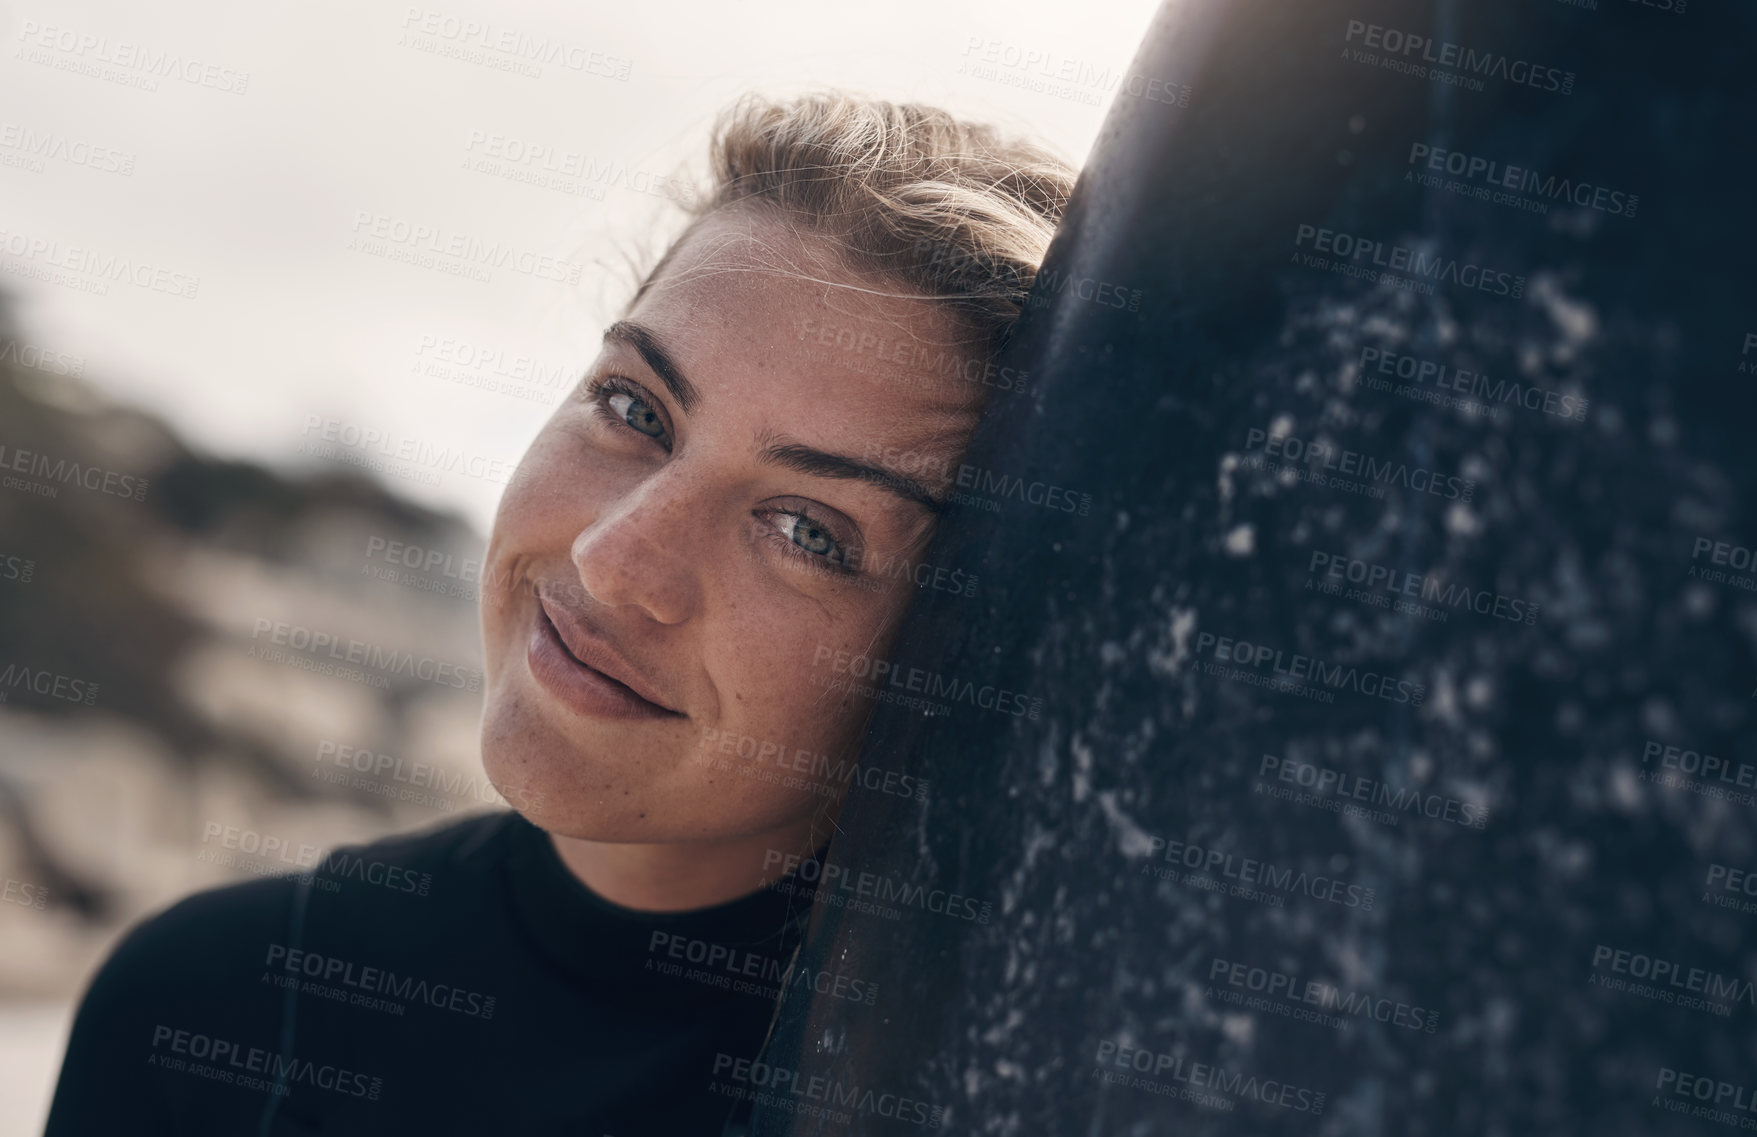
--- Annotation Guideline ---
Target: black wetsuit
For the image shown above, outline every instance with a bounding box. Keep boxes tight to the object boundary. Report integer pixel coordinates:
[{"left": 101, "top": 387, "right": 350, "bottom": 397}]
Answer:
[{"left": 44, "top": 809, "right": 816, "bottom": 1136}]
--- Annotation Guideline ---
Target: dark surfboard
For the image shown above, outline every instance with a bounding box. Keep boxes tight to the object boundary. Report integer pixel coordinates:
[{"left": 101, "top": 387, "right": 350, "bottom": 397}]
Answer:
[{"left": 744, "top": 2, "right": 1757, "bottom": 1133}]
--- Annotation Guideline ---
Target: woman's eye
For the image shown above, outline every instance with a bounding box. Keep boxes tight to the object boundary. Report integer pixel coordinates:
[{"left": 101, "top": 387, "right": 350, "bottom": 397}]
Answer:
[
  {"left": 607, "top": 391, "right": 666, "bottom": 439},
  {"left": 774, "top": 513, "right": 848, "bottom": 565}
]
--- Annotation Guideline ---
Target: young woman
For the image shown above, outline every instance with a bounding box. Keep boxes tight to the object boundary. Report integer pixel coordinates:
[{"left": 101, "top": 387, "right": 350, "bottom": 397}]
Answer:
[{"left": 45, "top": 91, "right": 1076, "bottom": 1136}]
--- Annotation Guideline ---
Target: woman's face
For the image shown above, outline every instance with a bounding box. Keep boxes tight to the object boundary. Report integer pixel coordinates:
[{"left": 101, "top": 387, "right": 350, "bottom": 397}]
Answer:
[{"left": 479, "top": 207, "right": 986, "bottom": 844}]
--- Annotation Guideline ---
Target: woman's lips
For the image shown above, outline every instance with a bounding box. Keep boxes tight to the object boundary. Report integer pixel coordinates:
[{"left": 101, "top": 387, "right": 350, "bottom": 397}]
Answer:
[{"left": 526, "top": 607, "right": 682, "bottom": 722}]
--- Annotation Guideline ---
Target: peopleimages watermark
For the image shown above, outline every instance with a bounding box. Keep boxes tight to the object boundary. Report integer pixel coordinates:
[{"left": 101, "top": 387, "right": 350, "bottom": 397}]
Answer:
[
  {"left": 1356, "top": 346, "right": 1588, "bottom": 424},
  {"left": 697, "top": 728, "right": 927, "bottom": 804},
  {"left": 2, "top": 876, "right": 50, "bottom": 910},
  {"left": 1240, "top": 423, "right": 1474, "bottom": 504},
  {"left": 0, "top": 660, "right": 98, "bottom": 707},
  {"left": 1589, "top": 944, "right": 1754, "bottom": 1017},
  {"left": 1639, "top": 738, "right": 1757, "bottom": 808},
  {"left": 1208, "top": 956, "right": 1439, "bottom": 1034},
  {"left": 1307, "top": 550, "right": 1539, "bottom": 626},
  {"left": 0, "top": 553, "right": 35, "bottom": 585},
  {"left": 796, "top": 315, "right": 1031, "bottom": 396},
  {"left": 763, "top": 849, "right": 994, "bottom": 925},
  {"left": 398, "top": 7, "right": 630, "bottom": 80},
  {"left": 348, "top": 211, "right": 586, "bottom": 285},
  {"left": 1292, "top": 223, "right": 1526, "bottom": 299},
  {"left": 461, "top": 130, "right": 685, "bottom": 203},
  {"left": 1092, "top": 1039, "right": 1326, "bottom": 1114},
  {"left": 0, "top": 441, "right": 149, "bottom": 502},
  {"left": 361, "top": 540, "right": 489, "bottom": 604},
  {"left": 299, "top": 414, "right": 515, "bottom": 488},
  {"left": 647, "top": 931, "right": 879, "bottom": 1008},
  {"left": 1702, "top": 863, "right": 1757, "bottom": 917},
  {"left": 1026, "top": 263, "right": 1145, "bottom": 314},
  {"left": 1256, "top": 754, "right": 1488, "bottom": 829},
  {"left": 1341, "top": 19, "right": 1576, "bottom": 96},
  {"left": 0, "top": 228, "right": 200, "bottom": 299},
  {"left": 1652, "top": 1067, "right": 1757, "bottom": 1131},
  {"left": 411, "top": 332, "right": 576, "bottom": 404},
  {"left": 0, "top": 338, "right": 85, "bottom": 376},
  {"left": 959, "top": 37, "right": 1191, "bottom": 111},
  {"left": 1405, "top": 142, "right": 1636, "bottom": 219},
  {"left": 14, "top": 21, "right": 251, "bottom": 94},
  {"left": 952, "top": 459, "right": 1092, "bottom": 516},
  {"left": 709, "top": 1052, "right": 944, "bottom": 1129},
  {"left": 250, "top": 640, "right": 364, "bottom": 690},
  {"left": 744, "top": 516, "right": 977, "bottom": 599},
  {"left": 1141, "top": 834, "right": 1377, "bottom": 910},
  {"left": 0, "top": 122, "right": 136, "bottom": 176},
  {"left": 842, "top": 550, "right": 977, "bottom": 598},
  {"left": 360, "top": 548, "right": 598, "bottom": 614},
  {"left": 1191, "top": 629, "right": 1427, "bottom": 707},
  {"left": 857, "top": 442, "right": 1091, "bottom": 517},
  {"left": 149, "top": 1025, "right": 381, "bottom": 1099},
  {"left": 907, "top": 234, "right": 1142, "bottom": 326},
  {"left": 197, "top": 822, "right": 434, "bottom": 897},
  {"left": 312, "top": 740, "right": 541, "bottom": 814},
  {"left": 811, "top": 644, "right": 1042, "bottom": 721},
  {"left": 262, "top": 943, "right": 494, "bottom": 1020},
  {"left": 1690, "top": 537, "right": 1757, "bottom": 594},
  {"left": 249, "top": 618, "right": 483, "bottom": 693}
]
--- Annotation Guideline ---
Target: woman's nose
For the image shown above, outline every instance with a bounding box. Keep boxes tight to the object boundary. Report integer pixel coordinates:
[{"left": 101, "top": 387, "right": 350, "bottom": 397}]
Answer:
[{"left": 568, "top": 473, "right": 704, "bottom": 625}]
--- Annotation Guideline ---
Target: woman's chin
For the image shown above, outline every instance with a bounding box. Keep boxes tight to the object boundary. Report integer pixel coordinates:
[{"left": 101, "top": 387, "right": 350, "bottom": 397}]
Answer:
[
  {"left": 481, "top": 717, "right": 631, "bottom": 829},
  {"left": 478, "top": 688, "right": 845, "bottom": 846}
]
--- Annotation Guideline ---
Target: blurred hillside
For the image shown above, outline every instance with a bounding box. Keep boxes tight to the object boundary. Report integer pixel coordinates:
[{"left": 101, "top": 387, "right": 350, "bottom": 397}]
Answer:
[{"left": 0, "top": 291, "right": 499, "bottom": 999}]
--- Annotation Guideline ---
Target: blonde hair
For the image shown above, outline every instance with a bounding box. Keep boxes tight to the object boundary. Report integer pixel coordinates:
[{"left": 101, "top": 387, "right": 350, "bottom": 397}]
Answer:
[{"left": 630, "top": 90, "right": 1078, "bottom": 359}]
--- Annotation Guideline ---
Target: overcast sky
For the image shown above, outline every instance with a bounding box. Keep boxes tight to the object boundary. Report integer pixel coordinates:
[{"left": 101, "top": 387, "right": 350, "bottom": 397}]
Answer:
[{"left": 2, "top": 0, "right": 1160, "bottom": 533}]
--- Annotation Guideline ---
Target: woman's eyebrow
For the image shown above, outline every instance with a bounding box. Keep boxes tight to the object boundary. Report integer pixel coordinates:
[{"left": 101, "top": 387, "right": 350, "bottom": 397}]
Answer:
[
  {"left": 602, "top": 320, "right": 700, "bottom": 414},
  {"left": 758, "top": 435, "right": 946, "bottom": 515}
]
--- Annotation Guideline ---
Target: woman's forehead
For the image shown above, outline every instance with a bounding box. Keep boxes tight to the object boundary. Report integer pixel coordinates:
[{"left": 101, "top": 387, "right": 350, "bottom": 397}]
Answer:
[
  {"left": 637, "top": 209, "right": 966, "bottom": 344},
  {"left": 621, "top": 212, "right": 988, "bottom": 441}
]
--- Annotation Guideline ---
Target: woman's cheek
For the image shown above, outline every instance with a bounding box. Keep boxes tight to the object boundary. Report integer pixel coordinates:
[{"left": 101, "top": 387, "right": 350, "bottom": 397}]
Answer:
[
  {"left": 706, "top": 594, "right": 820, "bottom": 725},
  {"left": 510, "top": 439, "right": 615, "bottom": 541}
]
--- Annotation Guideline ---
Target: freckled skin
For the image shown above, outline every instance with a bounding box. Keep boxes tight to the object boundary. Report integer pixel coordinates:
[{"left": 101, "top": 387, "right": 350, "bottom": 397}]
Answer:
[{"left": 476, "top": 207, "right": 988, "bottom": 909}]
